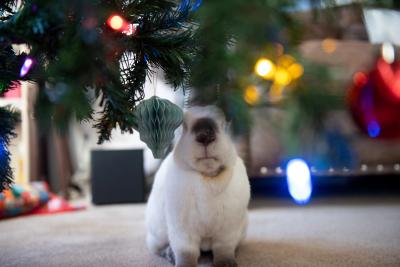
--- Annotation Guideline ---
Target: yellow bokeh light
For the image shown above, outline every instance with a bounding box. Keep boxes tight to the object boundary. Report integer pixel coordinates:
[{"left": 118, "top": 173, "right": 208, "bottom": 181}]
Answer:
[
  {"left": 288, "top": 63, "right": 304, "bottom": 79},
  {"left": 278, "top": 55, "right": 296, "bottom": 68},
  {"left": 254, "top": 58, "right": 275, "bottom": 79},
  {"left": 274, "top": 67, "right": 292, "bottom": 86},
  {"left": 244, "top": 85, "right": 260, "bottom": 105},
  {"left": 321, "top": 38, "right": 337, "bottom": 54}
]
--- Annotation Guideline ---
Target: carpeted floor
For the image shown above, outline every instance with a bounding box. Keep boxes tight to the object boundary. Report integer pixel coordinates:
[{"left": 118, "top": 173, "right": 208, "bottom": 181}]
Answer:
[{"left": 1, "top": 196, "right": 400, "bottom": 267}]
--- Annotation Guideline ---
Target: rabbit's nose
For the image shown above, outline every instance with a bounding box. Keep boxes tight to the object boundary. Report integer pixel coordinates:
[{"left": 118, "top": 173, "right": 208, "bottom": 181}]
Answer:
[
  {"left": 192, "top": 118, "right": 218, "bottom": 146},
  {"left": 196, "top": 130, "right": 216, "bottom": 146}
]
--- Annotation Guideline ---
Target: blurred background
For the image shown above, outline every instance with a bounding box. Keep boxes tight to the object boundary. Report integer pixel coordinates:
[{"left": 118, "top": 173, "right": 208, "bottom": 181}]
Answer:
[{"left": 1, "top": 0, "right": 400, "bottom": 208}]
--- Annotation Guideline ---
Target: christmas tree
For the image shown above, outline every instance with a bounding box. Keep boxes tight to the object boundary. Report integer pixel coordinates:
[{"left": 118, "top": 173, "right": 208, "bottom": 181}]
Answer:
[{"left": 0, "top": 0, "right": 199, "bottom": 190}]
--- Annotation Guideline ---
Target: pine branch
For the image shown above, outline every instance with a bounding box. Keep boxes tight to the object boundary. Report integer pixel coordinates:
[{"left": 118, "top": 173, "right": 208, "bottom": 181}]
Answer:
[
  {"left": 0, "top": 107, "right": 19, "bottom": 192},
  {"left": 0, "top": 45, "right": 29, "bottom": 94},
  {"left": 0, "top": 0, "right": 199, "bottom": 145}
]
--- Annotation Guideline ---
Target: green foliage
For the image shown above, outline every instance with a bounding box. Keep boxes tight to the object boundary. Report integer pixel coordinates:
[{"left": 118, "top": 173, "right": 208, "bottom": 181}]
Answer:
[
  {"left": 280, "top": 61, "right": 344, "bottom": 159},
  {"left": 0, "top": 45, "right": 28, "bottom": 95},
  {"left": 0, "top": 107, "right": 19, "bottom": 191},
  {"left": 0, "top": 0, "right": 197, "bottom": 142},
  {"left": 189, "top": 0, "right": 300, "bottom": 134}
]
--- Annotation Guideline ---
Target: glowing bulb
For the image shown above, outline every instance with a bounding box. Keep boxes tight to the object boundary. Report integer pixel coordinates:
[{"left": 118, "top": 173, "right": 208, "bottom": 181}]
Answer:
[
  {"left": 255, "top": 58, "right": 275, "bottom": 79},
  {"left": 286, "top": 159, "right": 312, "bottom": 204},
  {"left": 107, "top": 15, "right": 125, "bottom": 31},
  {"left": 274, "top": 67, "right": 292, "bottom": 86},
  {"left": 278, "top": 55, "right": 296, "bottom": 68},
  {"left": 287, "top": 63, "right": 304, "bottom": 79},
  {"left": 353, "top": 72, "right": 367, "bottom": 87},
  {"left": 367, "top": 120, "right": 380, "bottom": 138},
  {"left": 260, "top": 166, "right": 268, "bottom": 175},
  {"left": 321, "top": 38, "right": 337, "bottom": 54},
  {"left": 19, "top": 57, "right": 34, "bottom": 77},
  {"left": 381, "top": 42, "right": 395, "bottom": 64},
  {"left": 0, "top": 140, "right": 5, "bottom": 158},
  {"left": 244, "top": 85, "right": 260, "bottom": 105}
]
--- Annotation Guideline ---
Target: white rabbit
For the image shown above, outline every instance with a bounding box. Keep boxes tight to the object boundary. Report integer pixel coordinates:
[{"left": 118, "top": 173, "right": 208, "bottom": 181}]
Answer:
[{"left": 146, "top": 106, "right": 250, "bottom": 267}]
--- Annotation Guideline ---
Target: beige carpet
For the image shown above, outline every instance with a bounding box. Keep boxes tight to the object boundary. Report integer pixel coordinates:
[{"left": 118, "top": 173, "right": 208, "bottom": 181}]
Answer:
[{"left": 1, "top": 197, "right": 400, "bottom": 267}]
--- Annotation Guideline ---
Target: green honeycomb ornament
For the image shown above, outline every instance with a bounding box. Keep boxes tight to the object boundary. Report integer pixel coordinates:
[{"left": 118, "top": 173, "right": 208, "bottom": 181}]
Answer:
[{"left": 133, "top": 96, "right": 183, "bottom": 158}]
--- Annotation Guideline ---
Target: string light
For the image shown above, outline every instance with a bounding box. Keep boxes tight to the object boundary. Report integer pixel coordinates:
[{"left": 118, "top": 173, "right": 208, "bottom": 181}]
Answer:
[
  {"left": 381, "top": 42, "right": 395, "bottom": 64},
  {"left": 287, "top": 63, "right": 304, "bottom": 79},
  {"left": 260, "top": 166, "right": 268, "bottom": 175},
  {"left": 252, "top": 54, "right": 304, "bottom": 103},
  {"left": 244, "top": 85, "right": 260, "bottom": 105},
  {"left": 286, "top": 159, "right": 312, "bottom": 205},
  {"left": 377, "top": 164, "right": 384, "bottom": 172},
  {"left": 394, "top": 164, "right": 400, "bottom": 171},
  {"left": 274, "top": 67, "right": 292, "bottom": 86},
  {"left": 367, "top": 120, "right": 381, "bottom": 138},
  {"left": 107, "top": 15, "right": 138, "bottom": 36},
  {"left": 278, "top": 54, "right": 296, "bottom": 68},
  {"left": 353, "top": 72, "right": 368, "bottom": 87},
  {"left": 107, "top": 15, "right": 125, "bottom": 31},
  {"left": 19, "top": 57, "right": 34, "bottom": 77},
  {"left": 254, "top": 58, "right": 275, "bottom": 79},
  {"left": 321, "top": 38, "right": 337, "bottom": 54},
  {"left": 361, "top": 164, "right": 368, "bottom": 171}
]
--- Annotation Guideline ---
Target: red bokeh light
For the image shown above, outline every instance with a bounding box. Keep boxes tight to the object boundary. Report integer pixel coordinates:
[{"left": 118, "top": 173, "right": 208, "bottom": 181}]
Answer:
[
  {"left": 352, "top": 72, "right": 367, "bottom": 87},
  {"left": 107, "top": 15, "right": 125, "bottom": 31}
]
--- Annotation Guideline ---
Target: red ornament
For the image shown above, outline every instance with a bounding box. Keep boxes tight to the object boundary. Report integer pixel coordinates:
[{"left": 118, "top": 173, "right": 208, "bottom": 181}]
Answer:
[{"left": 348, "top": 57, "right": 400, "bottom": 139}]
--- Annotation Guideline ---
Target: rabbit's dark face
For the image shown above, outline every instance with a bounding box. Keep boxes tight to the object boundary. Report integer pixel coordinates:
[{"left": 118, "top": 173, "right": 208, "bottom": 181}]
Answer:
[{"left": 175, "top": 106, "right": 236, "bottom": 177}]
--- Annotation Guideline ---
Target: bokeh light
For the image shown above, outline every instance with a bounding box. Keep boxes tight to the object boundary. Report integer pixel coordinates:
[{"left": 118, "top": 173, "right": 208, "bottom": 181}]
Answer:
[
  {"left": 278, "top": 54, "right": 296, "bottom": 68},
  {"left": 367, "top": 120, "right": 381, "bottom": 138},
  {"left": 255, "top": 58, "right": 275, "bottom": 79},
  {"left": 244, "top": 85, "right": 260, "bottom": 105},
  {"left": 287, "top": 63, "right": 304, "bottom": 79},
  {"left": 107, "top": 15, "right": 125, "bottom": 31},
  {"left": 19, "top": 57, "right": 34, "bottom": 77},
  {"left": 353, "top": 72, "right": 368, "bottom": 87},
  {"left": 321, "top": 38, "right": 337, "bottom": 54},
  {"left": 381, "top": 42, "right": 395, "bottom": 64},
  {"left": 274, "top": 67, "right": 292, "bottom": 86},
  {"left": 286, "top": 159, "right": 312, "bottom": 204}
]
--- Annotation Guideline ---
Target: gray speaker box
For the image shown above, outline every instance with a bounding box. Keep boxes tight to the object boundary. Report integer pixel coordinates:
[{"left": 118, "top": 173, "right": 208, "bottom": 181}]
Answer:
[{"left": 91, "top": 149, "right": 145, "bottom": 205}]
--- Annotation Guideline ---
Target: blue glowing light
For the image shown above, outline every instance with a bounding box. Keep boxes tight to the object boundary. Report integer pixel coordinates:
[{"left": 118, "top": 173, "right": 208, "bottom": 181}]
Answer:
[
  {"left": 0, "top": 139, "right": 5, "bottom": 159},
  {"left": 367, "top": 120, "right": 380, "bottom": 138},
  {"left": 286, "top": 159, "right": 312, "bottom": 205}
]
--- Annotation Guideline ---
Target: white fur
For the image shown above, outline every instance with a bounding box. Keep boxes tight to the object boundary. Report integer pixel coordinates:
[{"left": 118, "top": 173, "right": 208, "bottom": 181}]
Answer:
[{"left": 145, "top": 106, "right": 251, "bottom": 267}]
